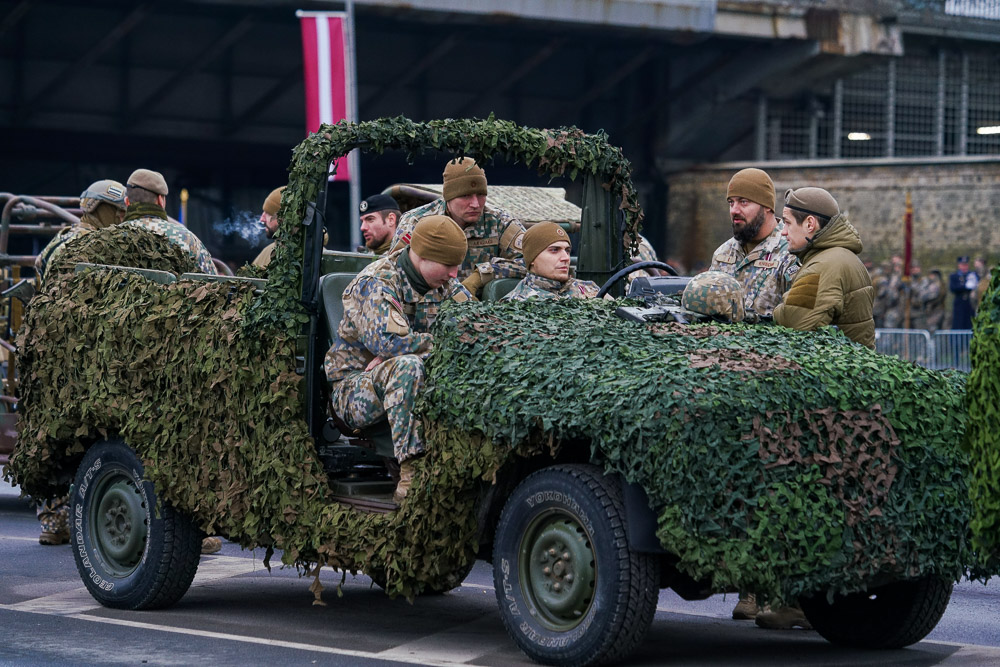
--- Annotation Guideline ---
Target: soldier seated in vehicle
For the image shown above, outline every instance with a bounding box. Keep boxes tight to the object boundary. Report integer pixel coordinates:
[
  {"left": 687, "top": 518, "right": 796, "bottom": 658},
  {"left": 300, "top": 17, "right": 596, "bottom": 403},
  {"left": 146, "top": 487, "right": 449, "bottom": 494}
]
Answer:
[
  {"left": 120, "top": 168, "right": 217, "bottom": 275},
  {"left": 389, "top": 157, "right": 528, "bottom": 298},
  {"left": 325, "top": 215, "right": 474, "bottom": 503},
  {"left": 503, "top": 222, "right": 600, "bottom": 300},
  {"left": 36, "top": 178, "right": 128, "bottom": 282},
  {"left": 252, "top": 186, "right": 284, "bottom": 269}
]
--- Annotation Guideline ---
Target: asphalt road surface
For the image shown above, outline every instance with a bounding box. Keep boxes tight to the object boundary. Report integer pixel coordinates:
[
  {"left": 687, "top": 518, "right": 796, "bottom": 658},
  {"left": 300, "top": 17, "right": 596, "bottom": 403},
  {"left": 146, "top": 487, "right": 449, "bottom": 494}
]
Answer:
[{"left": 3, "top": 476, "right": 999, "bottom": 666}]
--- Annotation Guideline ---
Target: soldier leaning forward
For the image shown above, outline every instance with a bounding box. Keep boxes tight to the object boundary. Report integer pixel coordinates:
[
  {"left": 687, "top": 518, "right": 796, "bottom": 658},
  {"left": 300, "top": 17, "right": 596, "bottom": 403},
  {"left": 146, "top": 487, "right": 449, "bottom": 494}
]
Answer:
[
  {"left": 389, "top": 157, "right": 527, "bottom": 296},
  {"left": 325, "top": 215, "right": 474, "bottom": 502},
  {"left": 37, "top": 179, "right": 127, "bottom": 281}
]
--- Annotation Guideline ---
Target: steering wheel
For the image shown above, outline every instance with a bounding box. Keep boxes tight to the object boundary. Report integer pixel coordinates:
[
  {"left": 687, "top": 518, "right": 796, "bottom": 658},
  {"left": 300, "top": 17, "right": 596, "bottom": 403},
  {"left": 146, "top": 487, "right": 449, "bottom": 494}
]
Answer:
[{"left": 597, "top": 261, "right": 679, "bottom": 298}]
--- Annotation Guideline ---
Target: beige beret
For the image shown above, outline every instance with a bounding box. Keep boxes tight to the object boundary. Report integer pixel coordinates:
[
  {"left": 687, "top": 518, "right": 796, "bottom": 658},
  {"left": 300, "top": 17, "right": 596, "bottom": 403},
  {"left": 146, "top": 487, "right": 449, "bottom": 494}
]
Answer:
[
  {"left": 522, "top": 222, "right": 570, "bottom": 270},
  {"left": 442, "top": 158, "right": 487, "bottom": 202},
  {"left": 410, "top": 215, "right": 468, "bottom": 267},
  {"left": 127, "top": 168, "right": 169, "bottom": 196},
  {"left": 784, "top": 187, "right": 840, "bottom": 220},
  {"left": 263, "top": 186, "right": 285, "bottom": 215}
]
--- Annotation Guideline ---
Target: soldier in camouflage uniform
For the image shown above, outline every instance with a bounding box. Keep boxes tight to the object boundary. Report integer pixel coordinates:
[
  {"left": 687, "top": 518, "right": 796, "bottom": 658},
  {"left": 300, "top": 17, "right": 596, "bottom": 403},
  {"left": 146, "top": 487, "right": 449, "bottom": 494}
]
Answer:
[
  {"left": 880, "top": 256, "right": 905, "bottom": 329},
  {"left": 916, "top": 269, "right": 947, "bottom": 332},
  {"left": 389, "top": 158, "right": 527, "bottom": 296},
  {"left": 359, "top": 193, "right": 401, "bottom": 256},
  {"left": 625, "top": 232, "right": 671, "bottom": 285},
  {"left": 36, "top": 179, "right": 127, "bottom": 281},
  {"left": 504, "top": 222, "right": 600, "bottom": 301},
  {"left": 326, "top": 215, "right": 474, "bottom": 502},
  {"left": 121, "top": 168, "right": 217, "bottom": 274},
  {"left": 680, "top": 271, "right": 746, "bottom": 322},
  {"left": 252, "top": 186, "right": 284, "bottom": 269},
  {"left": 709, "top": 168, "right": 798, "bottom": 321}
]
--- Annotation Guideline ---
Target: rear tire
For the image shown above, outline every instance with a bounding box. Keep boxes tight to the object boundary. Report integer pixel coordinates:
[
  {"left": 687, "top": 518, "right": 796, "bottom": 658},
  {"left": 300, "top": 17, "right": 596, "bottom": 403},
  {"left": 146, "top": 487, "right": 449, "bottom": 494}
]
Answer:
[
  {"left": 492, "top": 464, "right": 659, "bottom": 666},
  {"left": 800, "top": 576, "right": 952, "bottom": 649},
  {"left": 71, "top": 438, "right": 202, "bottom": 609}
]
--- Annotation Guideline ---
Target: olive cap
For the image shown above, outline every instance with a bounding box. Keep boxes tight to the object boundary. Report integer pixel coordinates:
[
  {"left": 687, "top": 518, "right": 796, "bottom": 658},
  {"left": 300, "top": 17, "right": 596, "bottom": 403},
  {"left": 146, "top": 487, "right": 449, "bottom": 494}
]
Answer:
[{"left": 127, "top": 168, "right": 169, "bottom": 196}]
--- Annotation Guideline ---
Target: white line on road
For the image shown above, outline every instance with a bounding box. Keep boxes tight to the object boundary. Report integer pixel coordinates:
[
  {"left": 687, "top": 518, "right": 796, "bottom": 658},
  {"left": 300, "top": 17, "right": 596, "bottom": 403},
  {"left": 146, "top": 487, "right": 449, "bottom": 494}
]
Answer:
[{"left": 376, "top": 615, "right": 506, "bottom": 663}]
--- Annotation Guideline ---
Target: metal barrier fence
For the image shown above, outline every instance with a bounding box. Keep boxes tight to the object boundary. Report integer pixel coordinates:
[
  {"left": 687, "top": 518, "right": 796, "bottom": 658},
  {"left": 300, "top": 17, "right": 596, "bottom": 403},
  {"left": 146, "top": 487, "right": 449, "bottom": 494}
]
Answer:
[{"left": 874, "top": 328, "right": 973, "bottom": 372}]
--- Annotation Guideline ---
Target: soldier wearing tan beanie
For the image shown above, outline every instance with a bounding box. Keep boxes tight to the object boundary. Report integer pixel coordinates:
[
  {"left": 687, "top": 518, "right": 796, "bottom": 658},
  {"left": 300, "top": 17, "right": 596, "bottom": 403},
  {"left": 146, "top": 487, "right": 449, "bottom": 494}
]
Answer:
[
  {"left": 388, "top": 157, "right": 528, "bottom": 296},
  {"left": 326, "top": 215, "right": 475, "bottom": 503},
  {"left": 708, "top": 167, "right": 798, "bottom": 322},
  {"left": 503, "top": 222, "right": 600, "bottom": 301},
  {"left": 252, "top": 186, "right": 286, "bottom": 269}
]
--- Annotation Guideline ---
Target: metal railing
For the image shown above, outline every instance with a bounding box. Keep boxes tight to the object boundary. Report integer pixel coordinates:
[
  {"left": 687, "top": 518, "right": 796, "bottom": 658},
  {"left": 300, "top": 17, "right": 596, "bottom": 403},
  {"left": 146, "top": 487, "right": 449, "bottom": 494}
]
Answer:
[{"left": 874, "top": 328, "right": 973, "bottom": 371}]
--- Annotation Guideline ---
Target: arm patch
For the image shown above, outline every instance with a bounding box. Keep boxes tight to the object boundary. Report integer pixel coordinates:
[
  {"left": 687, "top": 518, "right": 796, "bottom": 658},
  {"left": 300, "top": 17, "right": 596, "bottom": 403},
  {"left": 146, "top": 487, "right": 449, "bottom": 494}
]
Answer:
[{"left": 785, "top": 273, "right": 819, "bottom": 310}]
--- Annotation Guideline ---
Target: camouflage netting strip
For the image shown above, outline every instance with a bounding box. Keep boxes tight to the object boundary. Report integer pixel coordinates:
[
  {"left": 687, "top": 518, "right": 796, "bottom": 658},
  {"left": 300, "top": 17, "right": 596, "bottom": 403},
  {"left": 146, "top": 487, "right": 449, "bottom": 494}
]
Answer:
[
  {"left": 421, "top": 299, "right": 975, "bottom": 603},
  {"left": 967, "top": 269, "right": 1000, "bottom": 564}
]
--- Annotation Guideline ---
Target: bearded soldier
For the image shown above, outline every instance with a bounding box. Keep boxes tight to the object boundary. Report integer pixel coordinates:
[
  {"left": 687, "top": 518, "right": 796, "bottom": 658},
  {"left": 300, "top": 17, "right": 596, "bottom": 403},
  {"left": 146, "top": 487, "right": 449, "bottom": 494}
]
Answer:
[
  {"left": 36, "top": 179, "right": 127, "bottom": 281},
  {"left": 709, "top": 168, "right": 798, "bottom": 321},
  {"left": 326, "top": 216, "right": 474, "bottom": 502},
  {"left": 252, "top": 186, "right": 284, "bottom": 269},
  {"left": 121, "top": 168, "right": 217, "bottom": 274},
  {"left": 504, "top": 222, "right": 599, "bottom": 301},
  {"left": 389, "top": 158, "right": 527, "bottom": 297}
]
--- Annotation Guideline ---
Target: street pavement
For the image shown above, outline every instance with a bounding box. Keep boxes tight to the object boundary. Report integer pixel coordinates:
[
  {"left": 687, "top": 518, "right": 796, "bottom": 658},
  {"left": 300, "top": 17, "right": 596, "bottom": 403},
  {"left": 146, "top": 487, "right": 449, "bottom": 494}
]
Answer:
[{"left": 2, "top": 474, "right": 1000, "bottom": 666}]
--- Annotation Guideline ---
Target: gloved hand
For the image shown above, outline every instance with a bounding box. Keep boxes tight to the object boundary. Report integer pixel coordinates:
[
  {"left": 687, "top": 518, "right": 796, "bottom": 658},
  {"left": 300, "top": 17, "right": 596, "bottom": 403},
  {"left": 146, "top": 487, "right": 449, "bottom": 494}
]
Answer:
[{"left": 461, "top": 270, "right": 485, "bottom": 297}]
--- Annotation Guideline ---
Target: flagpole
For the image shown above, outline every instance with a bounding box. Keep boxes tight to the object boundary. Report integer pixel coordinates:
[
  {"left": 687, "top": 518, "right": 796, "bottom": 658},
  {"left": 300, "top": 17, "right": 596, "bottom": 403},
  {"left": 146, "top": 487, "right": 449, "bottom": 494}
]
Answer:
[{"left": 345, "top": 0, "right": 361, "bottom": 252}]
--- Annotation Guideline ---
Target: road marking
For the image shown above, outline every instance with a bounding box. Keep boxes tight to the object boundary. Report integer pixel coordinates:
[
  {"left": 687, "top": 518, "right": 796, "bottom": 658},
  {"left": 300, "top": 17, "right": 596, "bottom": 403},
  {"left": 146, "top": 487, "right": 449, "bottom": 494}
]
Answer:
[
  {"left": 63, "top": 614, "right": 481, "bottom": 666},
  {"left": 377, "top": 615, "right": 506, "bottom": 663},
  {"left": 1, "top": 555, "right": 259, "bottom": 615}
]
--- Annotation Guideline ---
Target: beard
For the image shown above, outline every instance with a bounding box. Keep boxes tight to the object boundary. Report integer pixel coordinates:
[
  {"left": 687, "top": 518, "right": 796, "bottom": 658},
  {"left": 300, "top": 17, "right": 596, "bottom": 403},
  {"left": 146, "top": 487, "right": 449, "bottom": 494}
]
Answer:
[{"left": 732, "top": 207, "right": 767, "bottom": 245}]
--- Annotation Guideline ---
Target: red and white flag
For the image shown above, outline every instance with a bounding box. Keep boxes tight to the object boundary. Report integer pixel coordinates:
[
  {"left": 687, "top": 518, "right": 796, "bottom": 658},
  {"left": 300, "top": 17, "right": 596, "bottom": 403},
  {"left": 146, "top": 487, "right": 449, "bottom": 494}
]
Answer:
[{"left": 298, "top": 11, "right": 354, "bottom": 182}]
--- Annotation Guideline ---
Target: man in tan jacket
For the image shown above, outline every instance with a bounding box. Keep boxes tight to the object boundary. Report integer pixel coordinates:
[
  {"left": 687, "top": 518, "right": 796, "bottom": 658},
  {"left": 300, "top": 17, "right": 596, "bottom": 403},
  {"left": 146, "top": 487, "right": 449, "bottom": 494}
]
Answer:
[{"left": 773, "top": 187, "right": 875, "bottom": 349}]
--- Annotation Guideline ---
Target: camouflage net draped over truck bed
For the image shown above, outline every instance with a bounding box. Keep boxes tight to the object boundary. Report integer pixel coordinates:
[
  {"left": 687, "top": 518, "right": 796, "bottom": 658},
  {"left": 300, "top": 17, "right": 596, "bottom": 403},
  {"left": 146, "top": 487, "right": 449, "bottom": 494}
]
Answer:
[
  {"left": 966, "top": 270, "right": 1000, "bottom": 562},
  {"left": 423, "top": 300, "right": 975, "bottom": 603}
]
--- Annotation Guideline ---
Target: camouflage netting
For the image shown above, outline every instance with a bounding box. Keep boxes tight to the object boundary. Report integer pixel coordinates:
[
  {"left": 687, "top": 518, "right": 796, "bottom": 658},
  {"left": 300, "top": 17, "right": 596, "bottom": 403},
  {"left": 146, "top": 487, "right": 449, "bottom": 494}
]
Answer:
[
  {"left": 9, "top": 118, "right": 648, "bottom": 599},
  {"left": 4, "top": 117, "right": 982, "bottom": 603},
  {"left": 422, "top": 300, "right": 975, "bottom": 603},
  {"left": 966, "top": 269, "right": 1000, "bottom": 562}
]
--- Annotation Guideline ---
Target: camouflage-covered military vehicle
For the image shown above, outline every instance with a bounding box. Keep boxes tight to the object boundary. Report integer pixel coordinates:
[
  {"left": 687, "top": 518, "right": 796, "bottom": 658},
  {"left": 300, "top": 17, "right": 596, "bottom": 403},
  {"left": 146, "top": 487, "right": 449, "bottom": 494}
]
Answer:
[{"left": 6, "top": 118, "right": 981, "bottom": 666}]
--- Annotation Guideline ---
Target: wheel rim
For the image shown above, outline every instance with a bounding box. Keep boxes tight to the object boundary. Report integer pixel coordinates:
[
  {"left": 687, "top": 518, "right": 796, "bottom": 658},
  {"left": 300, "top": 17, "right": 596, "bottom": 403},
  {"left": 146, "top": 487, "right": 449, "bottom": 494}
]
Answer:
[
  {"left": 91, "top": 473, "right": 149, "bottom": 576},
  {"left": 519, "top": 509, "right": 597, "bottom": 631}
]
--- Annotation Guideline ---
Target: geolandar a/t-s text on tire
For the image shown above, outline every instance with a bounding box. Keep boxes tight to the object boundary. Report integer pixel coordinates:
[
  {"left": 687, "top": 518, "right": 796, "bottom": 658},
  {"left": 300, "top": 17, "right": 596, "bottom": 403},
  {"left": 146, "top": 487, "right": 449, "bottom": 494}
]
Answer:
[{"left": 71, "top": 438, "right": 202, "bottom": 610}]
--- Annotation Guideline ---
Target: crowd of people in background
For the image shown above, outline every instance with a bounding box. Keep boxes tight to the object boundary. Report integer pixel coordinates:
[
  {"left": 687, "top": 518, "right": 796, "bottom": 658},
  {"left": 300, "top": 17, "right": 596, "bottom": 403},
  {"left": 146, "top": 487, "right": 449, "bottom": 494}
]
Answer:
[{"left": 868, "top": 254, "right": 991, "bottom": 332}]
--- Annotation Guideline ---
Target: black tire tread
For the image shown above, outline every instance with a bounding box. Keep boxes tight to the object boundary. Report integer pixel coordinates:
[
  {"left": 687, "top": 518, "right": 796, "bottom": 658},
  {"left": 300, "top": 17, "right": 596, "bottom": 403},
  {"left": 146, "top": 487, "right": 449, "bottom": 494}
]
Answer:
[
  {"left": 494, "top": 463, "right": 659, "bottom": 666},
  {"left": 801, "top": 576, "right": 952, "bottom": 649}
]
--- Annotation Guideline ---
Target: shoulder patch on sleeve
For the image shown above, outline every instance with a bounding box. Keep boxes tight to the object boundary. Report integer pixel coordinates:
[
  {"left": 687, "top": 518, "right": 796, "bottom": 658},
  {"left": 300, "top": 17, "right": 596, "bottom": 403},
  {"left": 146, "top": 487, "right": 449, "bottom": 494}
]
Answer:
[
  {"left": 386, "top": 308, "right": 410, "bottom": 335},
  {"left": 452, "top": 290, "right": 470, "bottom": 303},
  {"left": 785, "top": 273, "right": 819, "bottom": 310},
  {"left": 500, "top": 223, "right": 525, "bottom": 255}
]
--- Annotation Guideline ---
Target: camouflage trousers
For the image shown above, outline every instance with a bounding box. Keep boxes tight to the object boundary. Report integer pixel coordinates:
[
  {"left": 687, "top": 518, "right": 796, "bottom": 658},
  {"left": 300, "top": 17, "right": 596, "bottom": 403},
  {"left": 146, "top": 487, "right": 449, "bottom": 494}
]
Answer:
[
  {"left": 330, "top": 354, "right": 425, "bottom": 462},
  {"left": 37, "top": 495, "right": 70, "bottom": 536}
]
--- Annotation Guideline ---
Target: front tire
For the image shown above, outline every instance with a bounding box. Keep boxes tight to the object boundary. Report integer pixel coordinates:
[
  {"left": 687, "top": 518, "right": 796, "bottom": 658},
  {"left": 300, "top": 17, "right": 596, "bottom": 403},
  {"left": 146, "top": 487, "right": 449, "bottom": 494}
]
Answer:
[
  {"left": 492, "top": 464, "right": 660, "bottom": 666},
  {"left": 800, "top": 576, "right": 953, "bottom": 649},
  {"left": 70, "top": 439, "right": 202, "bottom": 609}
]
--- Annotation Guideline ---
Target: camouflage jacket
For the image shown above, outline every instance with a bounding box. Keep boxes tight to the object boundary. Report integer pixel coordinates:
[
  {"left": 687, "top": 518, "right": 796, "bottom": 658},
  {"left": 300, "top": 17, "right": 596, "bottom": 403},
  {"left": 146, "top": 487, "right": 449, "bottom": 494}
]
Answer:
[
  {"left": 325, "top": 249, "right": 474, "bottom": 384},
  {"left": 36, "top": 224, "right": 92, "bottom": 279},
  {"left": 503, "top": 272, "right": 600, "bottom": 301},
  {"left": 121, "top": 206, "right": 217, "bottom": 275},
  {"left": 627, "top": 233, "right": 660, "bottom": 283},
  {"left": 709, "top": 224, "right": 798, "bottom": 319},
  {"left": 390, "top": 199, "right": 527, "bottom": 281}
]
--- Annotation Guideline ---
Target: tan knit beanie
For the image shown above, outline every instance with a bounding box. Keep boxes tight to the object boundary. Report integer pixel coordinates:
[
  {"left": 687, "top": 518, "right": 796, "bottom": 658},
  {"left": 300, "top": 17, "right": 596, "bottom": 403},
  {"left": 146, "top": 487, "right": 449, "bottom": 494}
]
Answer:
[
  {"left": 442, "top": 158, "right": 487, "bottom": 201},
  {"left": 409, "top": 215, "right": 468, "bottom": 266},
  {"left": 727, "top": 168, "right": 775, "bottom": 211},
  {"left": 522, "top": 222, "right": 570, "bottom": 270},
  {"left": 263, "top": 186, "right": 285, "bottom": 215}
]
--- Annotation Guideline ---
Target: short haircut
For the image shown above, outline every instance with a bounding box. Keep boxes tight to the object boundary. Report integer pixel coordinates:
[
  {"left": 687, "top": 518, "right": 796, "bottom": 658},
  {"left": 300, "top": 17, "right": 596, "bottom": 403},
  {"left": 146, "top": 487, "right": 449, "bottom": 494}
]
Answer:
[
  {"left": 126, "top": 184, "right": 159, "bottom": 205},
  {"left": 786, "top": 206, "right": 830, "bottom": 229}
]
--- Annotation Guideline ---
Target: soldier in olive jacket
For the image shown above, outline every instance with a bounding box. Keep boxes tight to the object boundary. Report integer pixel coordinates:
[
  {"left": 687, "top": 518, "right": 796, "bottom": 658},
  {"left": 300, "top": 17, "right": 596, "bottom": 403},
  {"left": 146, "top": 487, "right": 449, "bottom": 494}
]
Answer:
[{"left": 773, "top": 187, "right": 875, "bottom": 349}]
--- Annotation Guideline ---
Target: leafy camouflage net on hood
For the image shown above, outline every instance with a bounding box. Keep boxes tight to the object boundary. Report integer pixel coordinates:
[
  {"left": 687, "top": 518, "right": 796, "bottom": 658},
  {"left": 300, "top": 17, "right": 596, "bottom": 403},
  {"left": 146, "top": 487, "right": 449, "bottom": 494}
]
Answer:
[
  {"left": 966, "top": 269, "right": 1000, "bottom": 563},
  {"left": 422, "top": 299, "right": 975, "bottom": 603}
]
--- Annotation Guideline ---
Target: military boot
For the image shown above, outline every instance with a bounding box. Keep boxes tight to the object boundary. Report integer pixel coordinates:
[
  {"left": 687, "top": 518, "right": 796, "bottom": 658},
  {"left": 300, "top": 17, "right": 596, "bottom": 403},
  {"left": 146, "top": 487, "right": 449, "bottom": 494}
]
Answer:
[
  {"left": 393, "top": 460, "right": 416, "bottom": 504},
  {"left": 38, "top": 497, "right": 70, "bottom": 546},
  {"left": 754, "top": 605, "right": 812, "bottom": 630},
  {"left": 201, "top": 536, "right": 222, "bottom": 554},
  {"left": 732, "top": 592, "right": 759, "bottom": 620}
]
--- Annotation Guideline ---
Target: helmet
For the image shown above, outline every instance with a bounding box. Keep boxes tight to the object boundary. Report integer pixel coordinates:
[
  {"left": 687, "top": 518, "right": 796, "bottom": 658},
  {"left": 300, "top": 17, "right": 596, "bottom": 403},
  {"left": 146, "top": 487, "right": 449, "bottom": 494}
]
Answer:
[
  {"left": 79, "top": 179, "right": 127, "bottom": 214},
  {"left": 681, "top": 271, "right": 746, "bottom": 323}
]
